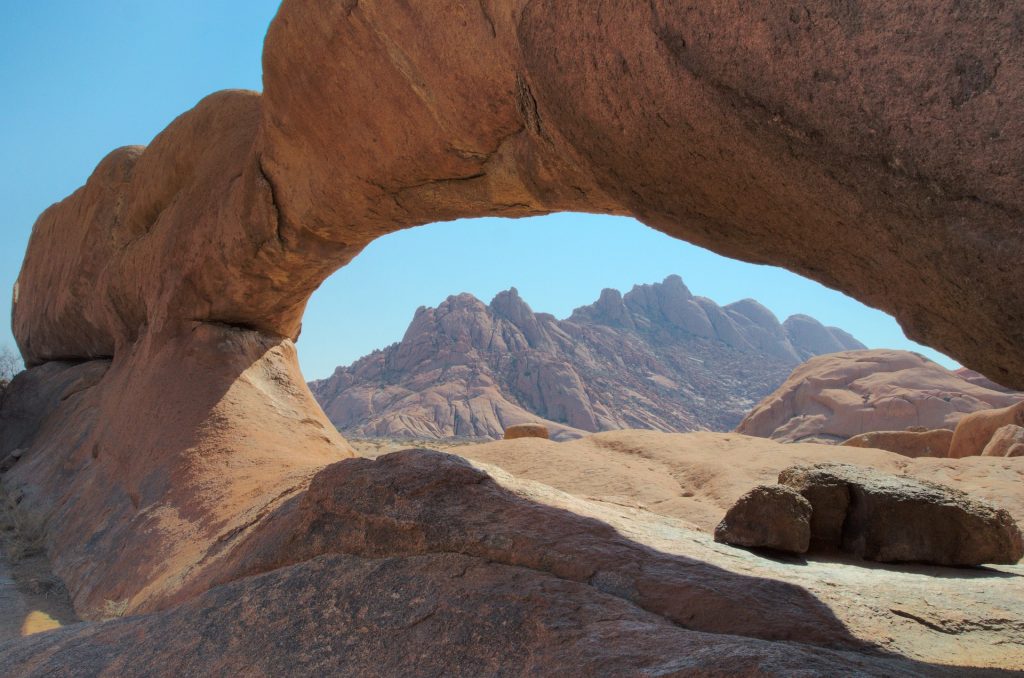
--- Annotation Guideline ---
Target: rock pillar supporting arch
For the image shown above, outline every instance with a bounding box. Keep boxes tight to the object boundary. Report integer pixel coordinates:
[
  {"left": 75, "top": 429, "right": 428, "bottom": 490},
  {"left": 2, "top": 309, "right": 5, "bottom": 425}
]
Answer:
[{"left": 6, "top": 0, "right": 1024, "bottom": 614}]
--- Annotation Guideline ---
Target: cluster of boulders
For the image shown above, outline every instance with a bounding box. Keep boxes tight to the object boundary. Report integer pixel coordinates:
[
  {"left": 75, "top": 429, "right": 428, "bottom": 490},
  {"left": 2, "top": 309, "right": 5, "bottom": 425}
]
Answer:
[
  {"left": 839, "top": 400, "right": 1024, "bottom": 459},
  {"left": 715, "top": 463, "right": 1024, "bottom": 566}
]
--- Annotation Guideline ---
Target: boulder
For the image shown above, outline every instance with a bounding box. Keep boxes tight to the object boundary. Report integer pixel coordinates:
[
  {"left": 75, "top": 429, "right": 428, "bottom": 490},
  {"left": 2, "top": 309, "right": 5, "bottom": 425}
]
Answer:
[
  {"left": 778, "top": 463, "right": 1023, "bottom": 566},
  {"left": 738, "top": 350, "right": 1023, "bottom": 443},
  {"left": 981, "top": 425, "right": 1024, "bottom": 458},
  {"left": 841, "top": 429, "right": 954, "bottom": 458},
  {"left": 503, "top": 423, "right": 550, "bottom": 440},
  {"left": 714, "top": 484, "right": 811, "bottom": 553},
  {"left": 949, "top": 401, "right": 1024, "bottom": 459}
]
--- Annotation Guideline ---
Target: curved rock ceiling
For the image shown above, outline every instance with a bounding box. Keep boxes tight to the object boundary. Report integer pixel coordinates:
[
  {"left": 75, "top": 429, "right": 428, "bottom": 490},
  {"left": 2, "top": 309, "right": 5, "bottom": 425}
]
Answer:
[{"left": 12, "top": 1, "right": 1024, "bottom": 387}]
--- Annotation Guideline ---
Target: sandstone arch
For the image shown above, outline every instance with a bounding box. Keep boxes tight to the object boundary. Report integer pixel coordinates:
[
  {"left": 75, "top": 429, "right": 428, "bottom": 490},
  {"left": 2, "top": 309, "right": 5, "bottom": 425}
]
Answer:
[{"left": 6, "top": 0, "right": 1024, "bottom": 615}]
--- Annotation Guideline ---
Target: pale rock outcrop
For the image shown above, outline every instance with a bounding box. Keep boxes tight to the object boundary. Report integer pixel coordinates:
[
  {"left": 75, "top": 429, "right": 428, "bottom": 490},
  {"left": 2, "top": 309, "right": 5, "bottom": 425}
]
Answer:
[
  {"left": 955, "top": 367, "right": 1016, "bottom": 394},
  {"left": 784, "top": 315, "right": 864, "bottom": 361},
  {"left": 738, "top": 350, "right": 1023, "bottom": 443}
]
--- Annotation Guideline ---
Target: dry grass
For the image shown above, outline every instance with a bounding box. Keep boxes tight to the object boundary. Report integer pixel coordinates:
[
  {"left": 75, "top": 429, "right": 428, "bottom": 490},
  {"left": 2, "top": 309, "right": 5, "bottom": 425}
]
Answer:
[
  {"left": 345, "top": 435, "right": 487, "bottom": 459},
  {"left": 98, "top": 598, "right": 129, "bottom": 620},
  {"left": 0, "top": 487, "right": 47, "bottom": 563}
]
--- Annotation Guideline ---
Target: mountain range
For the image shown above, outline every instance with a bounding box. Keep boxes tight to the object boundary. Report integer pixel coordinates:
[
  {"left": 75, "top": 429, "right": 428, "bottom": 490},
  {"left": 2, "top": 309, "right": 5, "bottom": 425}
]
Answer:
[{"left": 309, "top": 275, "right": 865, "bottom": 440}]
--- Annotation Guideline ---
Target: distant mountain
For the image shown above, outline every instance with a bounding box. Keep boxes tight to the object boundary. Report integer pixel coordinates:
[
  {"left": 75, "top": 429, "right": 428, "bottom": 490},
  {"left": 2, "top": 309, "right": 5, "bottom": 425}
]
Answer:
[{"left": 310, "top": 275, "right": 865, "bottom": 440}]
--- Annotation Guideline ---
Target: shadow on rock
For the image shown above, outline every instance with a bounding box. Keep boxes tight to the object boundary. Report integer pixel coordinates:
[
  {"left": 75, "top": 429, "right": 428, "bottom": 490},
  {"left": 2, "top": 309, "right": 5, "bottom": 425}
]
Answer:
[{"left": 0, "top": 449, "right": 1019, "bottom": 676}]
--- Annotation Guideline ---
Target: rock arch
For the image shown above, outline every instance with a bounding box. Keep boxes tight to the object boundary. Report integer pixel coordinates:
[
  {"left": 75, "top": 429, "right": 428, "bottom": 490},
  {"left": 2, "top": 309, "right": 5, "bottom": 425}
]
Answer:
[{"left": 6, "top": 0, "right": 1024, "bottom": 614}]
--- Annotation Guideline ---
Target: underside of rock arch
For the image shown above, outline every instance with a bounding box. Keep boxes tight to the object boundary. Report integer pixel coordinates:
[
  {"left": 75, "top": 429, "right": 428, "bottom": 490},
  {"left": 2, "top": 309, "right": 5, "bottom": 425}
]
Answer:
[{"left": 3, "top": 1, "right": 1024, "bottom": 672}]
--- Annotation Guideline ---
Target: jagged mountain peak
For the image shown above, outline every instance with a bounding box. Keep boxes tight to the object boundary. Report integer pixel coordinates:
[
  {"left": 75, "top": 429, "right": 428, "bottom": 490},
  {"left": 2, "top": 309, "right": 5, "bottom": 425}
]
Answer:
[{"left": 311, "top": 277, "right": 866, "bottom": 441}]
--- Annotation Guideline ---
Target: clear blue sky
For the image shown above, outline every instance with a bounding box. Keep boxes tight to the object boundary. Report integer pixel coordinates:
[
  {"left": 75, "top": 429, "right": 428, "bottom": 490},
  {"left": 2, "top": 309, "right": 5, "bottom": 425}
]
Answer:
[{"left": 1, "top": 2, "right": 957, "bottom": 379}]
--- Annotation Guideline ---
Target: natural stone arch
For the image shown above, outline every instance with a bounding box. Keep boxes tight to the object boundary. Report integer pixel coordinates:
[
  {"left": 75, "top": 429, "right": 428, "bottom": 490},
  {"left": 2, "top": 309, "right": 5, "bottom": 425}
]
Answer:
[{"left": 7, "top": 0, "right": 1024, "bottom": 614}]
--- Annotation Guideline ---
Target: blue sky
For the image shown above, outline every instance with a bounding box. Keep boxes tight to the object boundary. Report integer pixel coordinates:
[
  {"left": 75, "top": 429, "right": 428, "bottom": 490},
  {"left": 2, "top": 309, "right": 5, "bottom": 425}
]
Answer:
[{"left": 1, "top": 2, "right": 957, "bottom": 379}]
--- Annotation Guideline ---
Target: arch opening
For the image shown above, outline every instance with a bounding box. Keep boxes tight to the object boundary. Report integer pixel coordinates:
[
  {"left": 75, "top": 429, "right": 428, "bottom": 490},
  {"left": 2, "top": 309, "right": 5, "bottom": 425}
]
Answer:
[{"left": 5, "top": 0, "right": 1024, "bottom": 624}]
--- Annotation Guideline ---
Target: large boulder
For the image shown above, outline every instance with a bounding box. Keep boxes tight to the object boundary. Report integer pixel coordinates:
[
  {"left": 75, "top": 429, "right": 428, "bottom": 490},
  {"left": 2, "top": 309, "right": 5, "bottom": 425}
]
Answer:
[
  {"left": 981, "top": 424, "right": 1024, "bottom": 458},
  {"left": 714, "top": 484, "right": 811, "bottom": 553},
  {"left": 949, "top": 400, "right": 1024, "bottom": 459},
  {"left": 840, "top": 428, "right": 954, "bottom": 458},
  {"left": 778, "top": 463, "right": 1023, "bottom": 566},
  {"left": 738, "top": 350, "right": 1023, "bottom": 444}
]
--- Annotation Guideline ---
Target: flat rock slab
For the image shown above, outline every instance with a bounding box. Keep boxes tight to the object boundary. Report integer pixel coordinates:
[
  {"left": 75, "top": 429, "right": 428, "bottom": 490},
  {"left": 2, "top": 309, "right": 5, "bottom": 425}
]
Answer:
[
  {"left": 779, "top": 463, "right": 1023, "bottom": 566},
  {"left": 842, "top": 428, "right": 954, "bottom": 459}
]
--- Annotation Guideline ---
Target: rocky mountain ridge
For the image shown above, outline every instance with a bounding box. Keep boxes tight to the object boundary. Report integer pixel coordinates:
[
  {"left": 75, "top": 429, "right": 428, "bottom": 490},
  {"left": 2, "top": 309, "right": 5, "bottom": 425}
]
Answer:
[{"left": 310, "top": 276, "right": 864, "bottom": 440}]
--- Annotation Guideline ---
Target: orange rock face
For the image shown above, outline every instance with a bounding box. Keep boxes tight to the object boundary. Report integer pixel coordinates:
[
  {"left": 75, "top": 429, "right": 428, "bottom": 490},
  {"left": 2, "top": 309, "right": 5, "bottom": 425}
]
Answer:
[
  {"left": 841, "top": 429, "right": 955, "bottom": 459},
  {"left": 949, "top": 401, "right": 1024, "bottom": 459},
  {"left": 6, "top": 0, "right": 1024, "bottom": 671},
  {"left": 503, "top": 423, "right": 550, "bottom": 440},
  {"left": 982, "top": 425, "right": 1024, "bottom": 458}
]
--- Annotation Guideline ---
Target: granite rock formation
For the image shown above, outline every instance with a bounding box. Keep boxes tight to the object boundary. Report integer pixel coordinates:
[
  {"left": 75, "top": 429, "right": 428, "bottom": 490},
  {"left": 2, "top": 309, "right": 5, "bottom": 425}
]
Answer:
[
  {"left": 738, "top": 350, "right": 1024, "bottom": 444},
  {"left": 982, "top": 424, "right": 1024, "bottom": 457},
  {"left": 777, "top": 463, "right": 1024, "bottom": 566},
  {"left": 7, "top": 0, "right": 1024, "bottom": 673},
  {"left": 955, "top": 368, "right": 1017, "bottom": 394},
  {"left": 841, "top": 428, "right": 956, "bottom": 459},
  {"left": 949, "top": 400, "right": 1024, "bottom": 459},
  {"left": 714, "top": 484, "right": 812, "bottom": 553},
  {"left": 311, "top": 277, "right": 863, "bottom": 440}
]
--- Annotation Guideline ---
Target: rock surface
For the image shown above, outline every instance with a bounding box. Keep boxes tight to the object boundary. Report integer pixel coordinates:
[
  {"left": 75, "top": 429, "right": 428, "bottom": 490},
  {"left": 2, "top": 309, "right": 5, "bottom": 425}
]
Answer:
[
  {"left": 311, "top": 278, "right": 863, "bottom": 440},
  {"left": 503, "top": 423, "right": 549, "bottom": 440},
  {"left": 949, "top": 401, "right": 1024, "bottom": 459},
  {"left": 955, "top": 368, "right": 1017, "bottom": 394},
  {"left": 0, "top": 552, "right": 976, "bottom": 678},
  {"left": 13, "top": 2, "right": 1024, "bottom": 389},
  {"left": 0, "top": 332, "right": 351, "bottom": 618},
  {"left": 7, "top": 0, "right": 1024, "bottom": 673},
  {"left": 841, "top": 428, "right": 955, "bottom": 458},
  {"left": 982, "top": 424, "right": 1024, "bottom": 457},
  {"left": 714, "top": 484, "right": 812, "bottom": 553},
  {"left": 455, "top": 430, "right": 1024, "bottom": 548},
  {"left": 738, "top": 350, "right": 1024, "bottom": 443},
  {"left": 778, "top": 463, "right": 1024, "bottom": 566}
]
